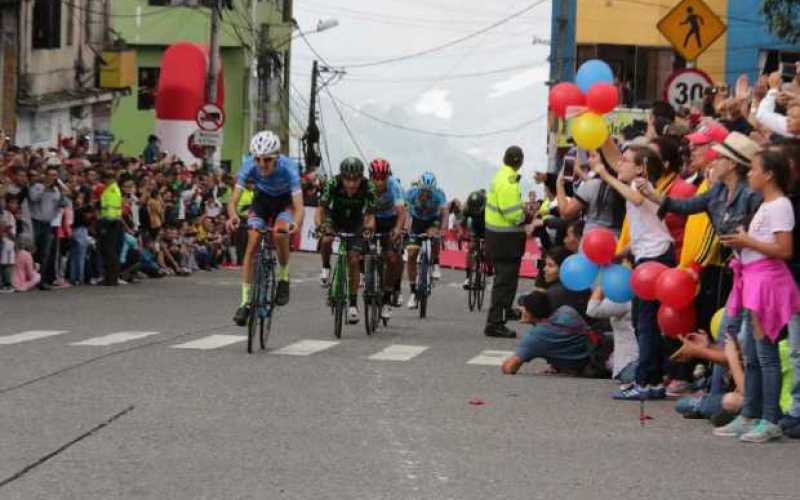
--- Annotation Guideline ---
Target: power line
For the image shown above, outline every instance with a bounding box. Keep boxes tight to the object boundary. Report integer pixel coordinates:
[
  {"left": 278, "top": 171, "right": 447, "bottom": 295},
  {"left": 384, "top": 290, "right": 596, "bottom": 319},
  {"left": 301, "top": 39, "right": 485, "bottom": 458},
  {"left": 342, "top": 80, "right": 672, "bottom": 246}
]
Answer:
[
  {"left": 327, "top": 92, "right": 546, "bottom": 139},
  {"left": 323, "top": 88, "right": 366, "bottom": 160},
  {"left": 337, "top": 60, "right": 549, "bottom": 84},
  {"left": 296, "top": 29, "right": 336, "bottom": 70},
  {"left": 317, "top": 0, "right": 549, "bottom": 69},
  {"left": 317, "top": 99, "right": 334, "bottom": 177}
]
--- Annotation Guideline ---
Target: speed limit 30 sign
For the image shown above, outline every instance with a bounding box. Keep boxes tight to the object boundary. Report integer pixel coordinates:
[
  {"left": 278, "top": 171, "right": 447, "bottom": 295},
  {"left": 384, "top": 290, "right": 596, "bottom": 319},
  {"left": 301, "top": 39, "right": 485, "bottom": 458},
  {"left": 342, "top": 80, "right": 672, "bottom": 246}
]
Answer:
[{"left": 663, "top": 68, "right": 714, "bottom": 111}]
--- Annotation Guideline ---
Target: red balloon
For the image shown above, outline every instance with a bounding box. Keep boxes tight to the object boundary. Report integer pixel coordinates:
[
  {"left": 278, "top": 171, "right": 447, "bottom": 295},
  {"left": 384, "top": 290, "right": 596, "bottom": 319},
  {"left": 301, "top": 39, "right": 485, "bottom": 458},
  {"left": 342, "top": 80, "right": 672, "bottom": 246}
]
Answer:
[
  {"left": 655, "top": 268, "right": 698, "bottom": 309},
  {"left": 586, "top": 83, "right": 619, "bottom": 114},
  {"left": 658, "top": 304, "right": 697, "bottom": 339},
  {"left": 581, "top": 228, "right": 617, "bottom": 266},
  {"left": 631, "top": 261, "right": 668, "bottom": 301},
  {"left": 549, "top": 83, "right": 585, "bottom": 118}
]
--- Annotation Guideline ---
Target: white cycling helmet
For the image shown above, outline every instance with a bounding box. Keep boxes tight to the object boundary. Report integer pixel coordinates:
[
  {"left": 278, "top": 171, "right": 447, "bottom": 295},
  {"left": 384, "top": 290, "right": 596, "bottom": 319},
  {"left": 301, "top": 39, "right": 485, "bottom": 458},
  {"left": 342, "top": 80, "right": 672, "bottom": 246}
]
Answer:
[{"left": 249, "top": 130, "right": 281, "bottom": 157}]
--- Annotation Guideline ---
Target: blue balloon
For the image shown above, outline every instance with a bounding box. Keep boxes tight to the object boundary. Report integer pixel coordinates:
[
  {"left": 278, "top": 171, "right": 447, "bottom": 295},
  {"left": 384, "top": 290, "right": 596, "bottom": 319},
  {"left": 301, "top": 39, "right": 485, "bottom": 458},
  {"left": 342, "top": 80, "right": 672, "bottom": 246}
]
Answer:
[
  {"left": 560, "top": 254, "right": 600, "bottom": 291},
  {"left": 575, "top": 59, "right": 614, "bottom": 94},
  {"left": 601, "top": 264, "right": 634, "bottom": 303}
]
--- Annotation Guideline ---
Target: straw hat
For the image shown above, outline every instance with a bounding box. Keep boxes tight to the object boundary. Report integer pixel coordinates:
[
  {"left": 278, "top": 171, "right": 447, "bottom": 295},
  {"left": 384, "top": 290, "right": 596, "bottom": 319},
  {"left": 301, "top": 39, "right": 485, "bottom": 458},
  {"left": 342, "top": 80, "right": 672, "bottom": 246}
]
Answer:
[{"left": 711, "top": 131, "right": 760, "bottom": 166}]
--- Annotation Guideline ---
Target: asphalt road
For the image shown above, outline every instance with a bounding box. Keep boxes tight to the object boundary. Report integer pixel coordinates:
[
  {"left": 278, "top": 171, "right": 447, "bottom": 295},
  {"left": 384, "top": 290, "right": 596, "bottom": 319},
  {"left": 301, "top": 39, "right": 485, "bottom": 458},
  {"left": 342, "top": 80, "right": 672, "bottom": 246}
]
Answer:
[{"left": 1, "top": 253, "right": 798, "bottom": 500}]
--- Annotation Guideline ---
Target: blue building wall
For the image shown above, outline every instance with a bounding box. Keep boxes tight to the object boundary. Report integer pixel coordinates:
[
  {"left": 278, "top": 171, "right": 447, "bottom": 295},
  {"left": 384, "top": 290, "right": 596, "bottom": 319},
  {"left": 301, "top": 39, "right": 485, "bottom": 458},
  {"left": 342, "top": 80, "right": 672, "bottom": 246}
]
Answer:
[
  {"left": 725, "top": 0, "right": 799, "bottom": 87},
  {"left": 549, "top": 0, "right": 577, "bottom": 83}
]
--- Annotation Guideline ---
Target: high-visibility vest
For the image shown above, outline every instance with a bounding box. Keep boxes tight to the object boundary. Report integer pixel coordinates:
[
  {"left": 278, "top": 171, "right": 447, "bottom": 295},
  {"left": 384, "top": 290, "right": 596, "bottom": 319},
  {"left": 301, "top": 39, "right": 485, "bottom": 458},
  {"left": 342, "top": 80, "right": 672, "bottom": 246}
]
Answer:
[
  {"left": 485, "top": 164, "right": 525, "bottom": 232},
  {"left": 100, "top": 182, "right": 122, "bottom": 220},
  {"left": 237, "top": 188, "right": 254, "bottom": 216}
]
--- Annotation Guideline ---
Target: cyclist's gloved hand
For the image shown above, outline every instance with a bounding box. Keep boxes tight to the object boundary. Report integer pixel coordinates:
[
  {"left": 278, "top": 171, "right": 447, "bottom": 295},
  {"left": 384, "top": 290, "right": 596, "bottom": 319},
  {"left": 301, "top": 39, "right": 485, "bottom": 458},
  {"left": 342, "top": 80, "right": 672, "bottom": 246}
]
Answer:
[
  {"left": 362, "top": 228, "right": 374, "bottom": 240},
  {"left": 287, "top": 223, "right": 299, "bottom": 235}
]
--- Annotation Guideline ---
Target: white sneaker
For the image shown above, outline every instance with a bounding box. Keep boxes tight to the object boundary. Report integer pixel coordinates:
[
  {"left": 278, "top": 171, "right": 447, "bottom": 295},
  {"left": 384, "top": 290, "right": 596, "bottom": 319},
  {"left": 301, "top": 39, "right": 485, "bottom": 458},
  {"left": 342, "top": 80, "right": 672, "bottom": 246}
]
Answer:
[
  {"left": 462, "top": 278, "right": 471, "bottom": 290},
  {"left": 380, "top": 305, "right": 392, "bottom": 320},
  {"left": 348, "top": 306, "right": 360, "bottom": 324},
  {"left": 432, "top": 265, "right": 442, "bottom": 280},
  {"left": 320, "top": 268, "right": 330, "bottom": 287},
  {"left": 394, "top": 292, "right": 403, "bottom": 307},
  {"left": 407, "top": 294, "right": 418, "bottom": 309}
]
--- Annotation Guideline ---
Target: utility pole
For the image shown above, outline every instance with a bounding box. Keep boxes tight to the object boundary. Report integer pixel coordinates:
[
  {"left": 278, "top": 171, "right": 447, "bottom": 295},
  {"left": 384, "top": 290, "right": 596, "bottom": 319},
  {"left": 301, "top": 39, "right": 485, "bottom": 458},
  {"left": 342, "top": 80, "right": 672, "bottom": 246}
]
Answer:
[
  {"left": 303, "top": 60, "right": 321, "bottom": 173},
  {"left": 204, "top": 0, "right": 222, "bottom": 172}
]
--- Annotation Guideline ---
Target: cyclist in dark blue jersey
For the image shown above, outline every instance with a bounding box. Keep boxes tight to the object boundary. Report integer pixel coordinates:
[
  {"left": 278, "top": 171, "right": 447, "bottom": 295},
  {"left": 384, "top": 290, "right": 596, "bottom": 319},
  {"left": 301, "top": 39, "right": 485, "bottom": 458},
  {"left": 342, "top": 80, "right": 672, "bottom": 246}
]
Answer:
[{"left": 369, "top": 158, "right": 406, "bottom": 320}]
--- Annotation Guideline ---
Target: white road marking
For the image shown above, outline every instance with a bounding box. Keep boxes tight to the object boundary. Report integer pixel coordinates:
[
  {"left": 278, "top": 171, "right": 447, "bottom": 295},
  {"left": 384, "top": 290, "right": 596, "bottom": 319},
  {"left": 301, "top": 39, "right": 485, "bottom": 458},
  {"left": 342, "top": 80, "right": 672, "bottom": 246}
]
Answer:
[
  {"left": 271, "top": 340, "right": 339, "bottom": 356},
  {"left": 0, "top": 330, "right": 70, "bottom": 345},
  {"left": 171, "top": 335, "right": 246, "bottom": 350},
  {"left": 71, "top": 331, "right": 160, "bottom": 346},
  {"left": 467, "top": 350, "right": 513, "bottom": 366},
  {"left": 368, "top": 344, "right": 429, "bottom": 362}
]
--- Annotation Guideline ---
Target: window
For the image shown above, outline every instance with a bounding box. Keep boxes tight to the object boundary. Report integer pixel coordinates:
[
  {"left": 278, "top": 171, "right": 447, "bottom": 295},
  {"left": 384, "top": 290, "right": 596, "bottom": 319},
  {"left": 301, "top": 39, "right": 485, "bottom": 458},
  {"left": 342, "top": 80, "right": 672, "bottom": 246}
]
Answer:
[
  {"left": 32, "top": 0, "right": 62, "bottom": 50},
  {"left": 66, "top": 1, "right": 74, "bottom": 46},
  {"left": 282, "top": 0, "right": 291, "bottom": 23},
  {"left": 138, "top": 68, "right": 160, "bottom": 110}
]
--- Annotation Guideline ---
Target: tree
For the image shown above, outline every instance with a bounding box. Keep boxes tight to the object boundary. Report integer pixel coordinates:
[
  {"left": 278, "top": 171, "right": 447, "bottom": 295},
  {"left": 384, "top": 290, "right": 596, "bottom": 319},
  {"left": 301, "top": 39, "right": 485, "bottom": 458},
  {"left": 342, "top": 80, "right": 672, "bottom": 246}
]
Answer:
[{"left": 761, "top": 0, "right": 800, "bottom": 43}]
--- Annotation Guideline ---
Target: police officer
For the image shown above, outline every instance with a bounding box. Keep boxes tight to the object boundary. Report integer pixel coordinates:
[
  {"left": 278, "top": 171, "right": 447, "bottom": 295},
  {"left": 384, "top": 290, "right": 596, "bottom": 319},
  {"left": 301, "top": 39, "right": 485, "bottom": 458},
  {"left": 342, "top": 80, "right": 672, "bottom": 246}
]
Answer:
[{"left": 484, "top": 146, "right": 531, "bottom": 338}]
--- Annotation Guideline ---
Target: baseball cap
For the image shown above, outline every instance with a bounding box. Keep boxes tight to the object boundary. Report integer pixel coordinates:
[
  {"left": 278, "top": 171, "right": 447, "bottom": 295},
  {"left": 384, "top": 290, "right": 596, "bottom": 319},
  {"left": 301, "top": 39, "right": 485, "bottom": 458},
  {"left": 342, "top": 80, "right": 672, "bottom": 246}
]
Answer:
[{"left": 686, "top": 123, "right": 729, "bottom": 146}]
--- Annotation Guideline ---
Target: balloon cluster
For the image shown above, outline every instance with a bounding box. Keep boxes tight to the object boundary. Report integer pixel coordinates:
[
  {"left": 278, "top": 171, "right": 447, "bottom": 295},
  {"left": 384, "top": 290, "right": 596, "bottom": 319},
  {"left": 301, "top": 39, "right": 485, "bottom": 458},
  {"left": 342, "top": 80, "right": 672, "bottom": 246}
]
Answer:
[
  {"left": 548, "top": 59, "right": 618, "bottom": 150},
  {"left": 631, "top": 263, "right": 699, "bottom": 338},
  {"left": 560, "top": 229, "right": 632, "bottom": 303}
]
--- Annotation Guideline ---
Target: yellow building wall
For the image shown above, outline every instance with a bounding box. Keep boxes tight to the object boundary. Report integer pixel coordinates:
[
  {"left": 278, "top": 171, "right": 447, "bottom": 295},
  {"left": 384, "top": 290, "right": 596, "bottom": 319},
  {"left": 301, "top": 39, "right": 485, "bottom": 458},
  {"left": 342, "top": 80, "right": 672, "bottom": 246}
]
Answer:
[{"left": 576, "top": 0, "right": 728, "bottom": 83}]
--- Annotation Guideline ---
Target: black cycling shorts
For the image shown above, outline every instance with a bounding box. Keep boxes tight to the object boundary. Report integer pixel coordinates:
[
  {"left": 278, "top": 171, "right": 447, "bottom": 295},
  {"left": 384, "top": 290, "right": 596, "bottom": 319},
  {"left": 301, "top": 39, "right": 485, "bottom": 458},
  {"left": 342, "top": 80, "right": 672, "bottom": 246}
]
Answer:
[{"left": 248, "top": 191, "right": 293, "bottom": 230}]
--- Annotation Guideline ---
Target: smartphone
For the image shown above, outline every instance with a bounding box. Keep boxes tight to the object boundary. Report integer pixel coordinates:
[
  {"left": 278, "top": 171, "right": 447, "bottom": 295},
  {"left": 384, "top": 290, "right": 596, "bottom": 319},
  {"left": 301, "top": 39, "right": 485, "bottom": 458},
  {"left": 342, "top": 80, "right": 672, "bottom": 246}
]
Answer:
[
  {"left": 781, "top": 62, "right": 797, "bottom": 83},
  {"left": 562, "top": 155, "right": 575, "bottom": 180}
]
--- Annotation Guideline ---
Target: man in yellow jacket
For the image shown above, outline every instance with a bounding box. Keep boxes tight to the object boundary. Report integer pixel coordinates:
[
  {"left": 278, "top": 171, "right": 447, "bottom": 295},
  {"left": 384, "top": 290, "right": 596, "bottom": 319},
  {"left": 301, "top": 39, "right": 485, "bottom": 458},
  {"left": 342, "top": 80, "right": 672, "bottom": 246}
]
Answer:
[
  {"left": 99, "top": 169, "right": 123, "bottom": 286},
  {"left": 484, "top": 146, "right": 531, "bottom": 338}
]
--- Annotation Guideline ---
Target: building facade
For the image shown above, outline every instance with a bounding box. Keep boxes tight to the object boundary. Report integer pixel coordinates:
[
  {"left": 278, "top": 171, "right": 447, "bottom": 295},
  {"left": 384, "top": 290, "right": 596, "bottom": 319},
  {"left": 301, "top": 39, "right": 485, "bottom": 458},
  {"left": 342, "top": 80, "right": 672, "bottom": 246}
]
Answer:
[
  {"left": 110, "top": 0, "right": 293, "bottom": 171},
  {"left": 724, "top": 0, "right": 799, "bottom": 87},
  {"left": 2, "top": 0, "right": 123, "bottom": 147},
  {"left": 550, "top": 0, "right": 728, "bottom": 105},
  {"left": 550, "top": 0, "right": 800, "bottom": 103}
]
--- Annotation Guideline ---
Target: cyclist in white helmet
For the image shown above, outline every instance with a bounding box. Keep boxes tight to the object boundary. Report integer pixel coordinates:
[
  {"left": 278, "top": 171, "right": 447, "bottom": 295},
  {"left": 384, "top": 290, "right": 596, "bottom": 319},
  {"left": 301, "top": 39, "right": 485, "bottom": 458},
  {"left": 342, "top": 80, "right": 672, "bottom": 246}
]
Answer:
[{"left": 226, "top": 130, "right": 304, "bottom": 326}]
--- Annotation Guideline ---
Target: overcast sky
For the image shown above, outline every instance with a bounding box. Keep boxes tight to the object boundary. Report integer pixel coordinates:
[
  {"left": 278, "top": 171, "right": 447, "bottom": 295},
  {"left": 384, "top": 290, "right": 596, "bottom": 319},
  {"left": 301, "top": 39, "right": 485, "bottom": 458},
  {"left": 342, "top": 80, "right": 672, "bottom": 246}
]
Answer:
[{"left": 290, "top": 0, "right": 552, "bottom": 199}]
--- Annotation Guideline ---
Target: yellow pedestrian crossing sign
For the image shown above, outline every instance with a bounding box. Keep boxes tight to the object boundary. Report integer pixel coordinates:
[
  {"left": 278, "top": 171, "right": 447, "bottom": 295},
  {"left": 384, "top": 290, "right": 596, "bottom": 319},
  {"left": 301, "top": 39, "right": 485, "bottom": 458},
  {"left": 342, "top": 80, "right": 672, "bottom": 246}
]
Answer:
[{"left": 657, "top": 0, "right": 726, "bottom": 62}]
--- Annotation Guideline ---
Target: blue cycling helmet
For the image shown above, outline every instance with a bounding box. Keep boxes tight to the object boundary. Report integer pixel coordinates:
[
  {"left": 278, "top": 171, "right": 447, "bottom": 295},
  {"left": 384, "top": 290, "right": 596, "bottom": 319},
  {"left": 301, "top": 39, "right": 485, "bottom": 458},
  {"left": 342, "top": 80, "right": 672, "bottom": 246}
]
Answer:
[{"left": 419, "top": 171, "right": 437, "bottom": 189}]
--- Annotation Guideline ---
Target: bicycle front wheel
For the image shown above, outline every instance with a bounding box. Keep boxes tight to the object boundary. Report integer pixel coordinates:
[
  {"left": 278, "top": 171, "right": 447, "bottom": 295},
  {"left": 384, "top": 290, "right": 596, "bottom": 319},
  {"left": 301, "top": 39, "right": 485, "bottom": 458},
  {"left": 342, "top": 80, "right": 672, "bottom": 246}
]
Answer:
[
  {"left": 332, "top": 259, "right": 346, "bottom": 339},
  {"left": 261, "top": 257, "right": 277, "bottom": 350},
  {"left": 247, "top": 249, "right": 264, "bottom": 354},
  {"left": 418, "top": 253, "right": 429, "bottom": 319}
]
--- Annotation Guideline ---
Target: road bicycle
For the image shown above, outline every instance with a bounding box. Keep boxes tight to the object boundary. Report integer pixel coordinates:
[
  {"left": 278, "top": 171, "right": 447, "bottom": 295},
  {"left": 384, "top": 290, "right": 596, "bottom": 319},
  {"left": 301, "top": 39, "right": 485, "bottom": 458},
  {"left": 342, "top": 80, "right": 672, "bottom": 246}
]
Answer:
[{"left": 246, "top": 227, "right": 281, "bottom": 353}]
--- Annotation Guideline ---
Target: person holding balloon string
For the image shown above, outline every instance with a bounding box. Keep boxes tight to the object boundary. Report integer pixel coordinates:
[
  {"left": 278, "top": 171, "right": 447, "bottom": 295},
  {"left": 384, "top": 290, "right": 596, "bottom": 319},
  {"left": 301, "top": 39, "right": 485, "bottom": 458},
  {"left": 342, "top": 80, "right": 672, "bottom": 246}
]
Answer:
[{"left": 587, "top": 145, "right": 676, "bottom": 401}]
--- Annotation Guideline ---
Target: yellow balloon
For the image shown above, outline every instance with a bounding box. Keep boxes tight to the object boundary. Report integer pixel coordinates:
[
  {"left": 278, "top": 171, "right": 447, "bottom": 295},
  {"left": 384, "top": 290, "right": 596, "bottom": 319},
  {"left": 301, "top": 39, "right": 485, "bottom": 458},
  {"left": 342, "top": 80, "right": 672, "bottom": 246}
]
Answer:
[
  {"left": 710, "top": 308, "right": 725, "bottom": 340},
  {"left": 571, "top": 112, "right": 609, "bottom": 150}
]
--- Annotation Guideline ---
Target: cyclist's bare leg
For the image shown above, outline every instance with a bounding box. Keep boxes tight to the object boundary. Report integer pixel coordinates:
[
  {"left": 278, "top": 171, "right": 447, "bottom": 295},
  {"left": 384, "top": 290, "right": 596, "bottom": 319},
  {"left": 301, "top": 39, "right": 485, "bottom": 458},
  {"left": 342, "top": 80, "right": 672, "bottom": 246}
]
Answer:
[
  {"left": 273, "top": 221, "right": 290, "bottom": 268},
  {"left": 320, "top": 236, "right": 334, "bottom": 269},
  {"left": 384, "top": 249, "right": 401, "bottom": 293},
  {"left": 406, "top": 245, "right": 419, "bottom": 286},
  {"left": 242, "top": 228, "right": 261, "bottom": 284},
  {"left": 348, "top": 250, "right": 361, "bottom": 297}
]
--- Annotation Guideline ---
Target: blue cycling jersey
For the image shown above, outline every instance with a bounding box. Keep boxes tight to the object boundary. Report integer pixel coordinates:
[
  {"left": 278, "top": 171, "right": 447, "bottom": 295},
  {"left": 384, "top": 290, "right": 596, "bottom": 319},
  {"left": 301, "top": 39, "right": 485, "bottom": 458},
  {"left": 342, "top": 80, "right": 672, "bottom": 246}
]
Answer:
[
  {"left": 406, "top": 186, "right": 446, "bottom": 221},
  {"left": 374, "top": 176, "right": 405, "bottom": 219},
  {"left": 236, "top": 155, "right": 301, "bottom": 197}
]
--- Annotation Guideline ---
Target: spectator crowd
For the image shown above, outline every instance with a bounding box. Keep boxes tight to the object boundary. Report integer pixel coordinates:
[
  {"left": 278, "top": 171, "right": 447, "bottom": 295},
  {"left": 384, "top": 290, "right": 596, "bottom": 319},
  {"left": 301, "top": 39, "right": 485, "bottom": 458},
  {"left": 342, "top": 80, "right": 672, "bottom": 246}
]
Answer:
[
  {"left": 501, "top": 66, "right": 800, "bottom": 443},
  {"left": 0, "top": 134, "right": 266, "bottom": 294}
]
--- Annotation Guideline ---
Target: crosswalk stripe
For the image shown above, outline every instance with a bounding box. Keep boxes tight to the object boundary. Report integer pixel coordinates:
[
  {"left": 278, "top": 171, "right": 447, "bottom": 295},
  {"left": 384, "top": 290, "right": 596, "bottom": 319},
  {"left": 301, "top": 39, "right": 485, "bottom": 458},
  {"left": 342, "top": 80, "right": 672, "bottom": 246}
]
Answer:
[
  {"left": 368, "top": 344, "right": 429, "bottom": 362},
  {"left": 171, "top": 335, "right": 246, "bottom": 350},
  {"left": 467, "top": 350, "right": 513, "bottom": 366},
  {"left": 0, "top": 330, "right": 70, "bottom": 345},
  {"left": 271, "top": 340, "right": 339, "bottom": 356},
  {"left": 71, "top": 331, "right": 160, "bottom": 347}
]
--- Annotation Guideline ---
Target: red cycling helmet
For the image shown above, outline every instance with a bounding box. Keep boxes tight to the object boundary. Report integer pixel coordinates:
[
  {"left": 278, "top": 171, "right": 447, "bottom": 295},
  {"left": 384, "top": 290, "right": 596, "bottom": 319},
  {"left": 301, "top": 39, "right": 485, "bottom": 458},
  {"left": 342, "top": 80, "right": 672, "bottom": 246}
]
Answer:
[{"left": 369, "top": 158, "right": 391, "bottom": 179}]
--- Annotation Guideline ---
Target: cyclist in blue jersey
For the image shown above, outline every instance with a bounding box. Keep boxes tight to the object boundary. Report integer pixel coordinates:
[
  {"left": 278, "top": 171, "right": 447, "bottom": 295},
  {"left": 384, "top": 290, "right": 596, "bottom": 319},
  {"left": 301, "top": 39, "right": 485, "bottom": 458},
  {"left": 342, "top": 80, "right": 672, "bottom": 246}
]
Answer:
[
  {"left": 404, "top": 171, "right": 448, "bottom": 309},
  {"left": 368, "top": 158, "right": 406, "bottom": 320},
  {"left": 226, "top": 131, "right": 304, "bottom": 326}
]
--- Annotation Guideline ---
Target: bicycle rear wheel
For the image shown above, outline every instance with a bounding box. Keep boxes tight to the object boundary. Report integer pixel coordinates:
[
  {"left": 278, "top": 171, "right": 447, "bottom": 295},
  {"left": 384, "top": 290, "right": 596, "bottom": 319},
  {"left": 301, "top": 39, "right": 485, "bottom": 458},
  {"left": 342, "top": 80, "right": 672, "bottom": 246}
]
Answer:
[
  {"left": 476, "top": 253, "right": 486, "bottom": 311},
  {"left": 467, "top": 252, "right": 478, "bottom": 312},
  {"left": 375, "top": 258, "right": 386, "bottom": 329}
]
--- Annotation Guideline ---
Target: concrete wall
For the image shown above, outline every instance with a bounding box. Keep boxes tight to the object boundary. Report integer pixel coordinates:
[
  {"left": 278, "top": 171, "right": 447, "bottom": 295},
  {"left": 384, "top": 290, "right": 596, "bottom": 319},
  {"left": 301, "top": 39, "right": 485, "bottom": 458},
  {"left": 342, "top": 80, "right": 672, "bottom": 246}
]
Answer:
[{"left": 725, "top": 0, "right": 800, "bottom": 86}]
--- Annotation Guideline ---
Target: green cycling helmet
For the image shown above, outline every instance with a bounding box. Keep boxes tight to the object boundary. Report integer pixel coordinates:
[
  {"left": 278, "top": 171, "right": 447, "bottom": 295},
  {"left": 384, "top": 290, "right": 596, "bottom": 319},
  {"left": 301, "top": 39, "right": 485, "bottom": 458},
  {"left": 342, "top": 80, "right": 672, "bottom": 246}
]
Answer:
[{"left": 340, "top": 157, "right": 364, "bottom": 178}]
